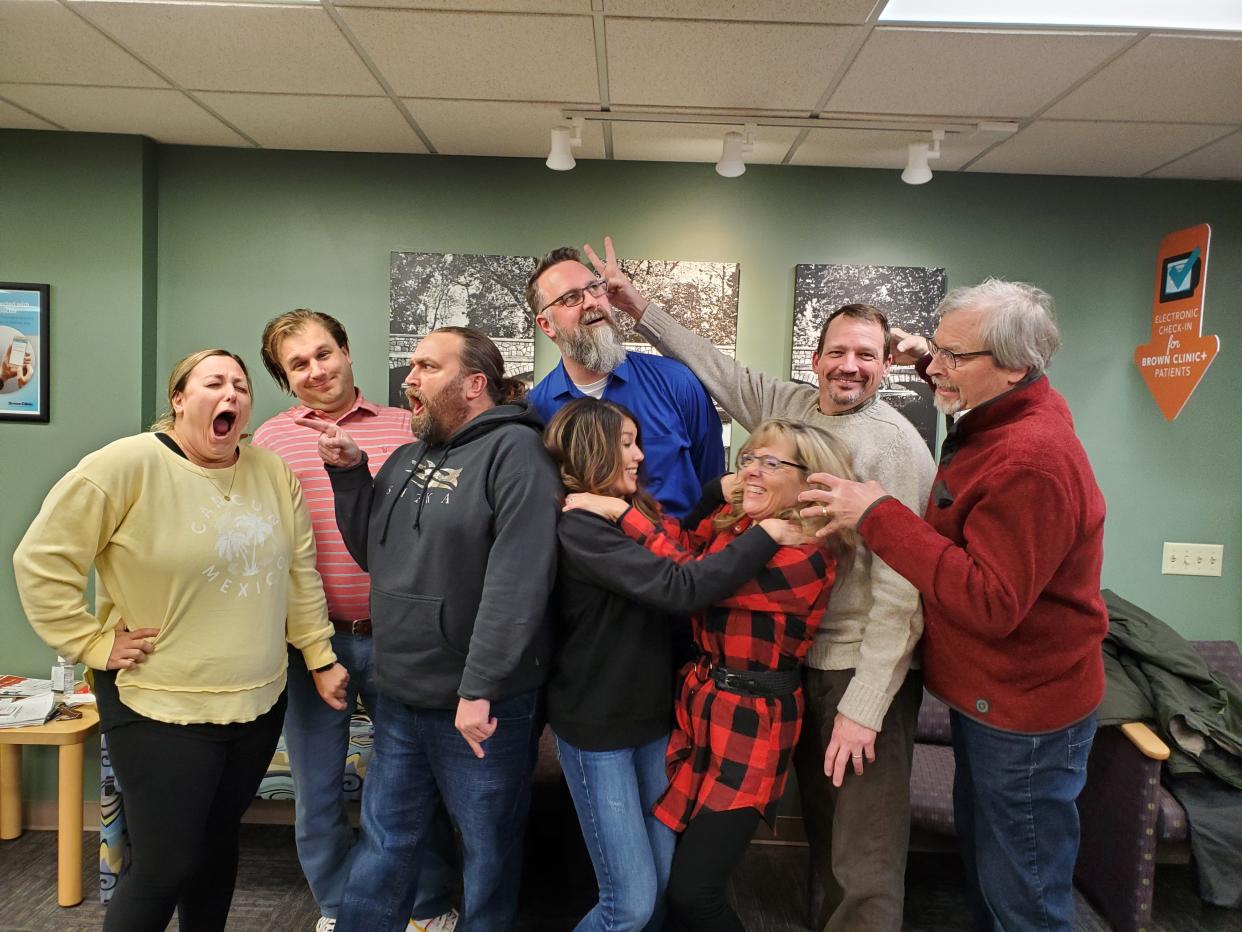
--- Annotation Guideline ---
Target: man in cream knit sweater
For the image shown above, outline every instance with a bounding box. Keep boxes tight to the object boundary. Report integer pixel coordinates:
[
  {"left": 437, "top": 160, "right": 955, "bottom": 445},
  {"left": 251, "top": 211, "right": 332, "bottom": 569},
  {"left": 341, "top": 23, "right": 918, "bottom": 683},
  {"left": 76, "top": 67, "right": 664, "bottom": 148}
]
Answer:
[{"left": 585, "top": 237, "right": 934, "bottom": 932}]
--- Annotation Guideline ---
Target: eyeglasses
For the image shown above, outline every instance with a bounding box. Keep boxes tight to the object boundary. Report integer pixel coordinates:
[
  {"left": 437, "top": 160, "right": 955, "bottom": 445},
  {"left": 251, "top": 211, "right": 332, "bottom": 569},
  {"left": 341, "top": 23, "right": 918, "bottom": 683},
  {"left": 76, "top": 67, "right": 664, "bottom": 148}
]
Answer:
[
  {"left": 926, "top": 337, "right": 994, "bottom": 370},
  {"left": 540, "top": 279, "right": 608, "bottom": 313},
  {"left": 737, "top": 452, "right": 806, "bottom": 474}
]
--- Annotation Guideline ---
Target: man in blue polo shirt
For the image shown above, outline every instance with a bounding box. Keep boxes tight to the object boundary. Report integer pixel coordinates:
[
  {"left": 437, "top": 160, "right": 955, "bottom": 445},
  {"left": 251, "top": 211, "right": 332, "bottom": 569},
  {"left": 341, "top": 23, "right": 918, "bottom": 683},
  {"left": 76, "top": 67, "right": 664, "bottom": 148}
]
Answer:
[{"left": 526, "top": 243, "right": 724, "bottom": 517}]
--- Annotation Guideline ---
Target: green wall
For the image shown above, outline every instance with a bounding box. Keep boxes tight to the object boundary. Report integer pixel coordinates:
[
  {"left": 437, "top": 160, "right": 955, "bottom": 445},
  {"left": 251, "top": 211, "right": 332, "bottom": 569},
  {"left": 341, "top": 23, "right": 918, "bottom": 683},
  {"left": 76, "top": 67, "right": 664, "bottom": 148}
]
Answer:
[
  {"left": 0, "top": 131, "right": 155, "bottom": 802},
  {"left": 2, "top": 130, "right": 1240, "bottom": 806}
]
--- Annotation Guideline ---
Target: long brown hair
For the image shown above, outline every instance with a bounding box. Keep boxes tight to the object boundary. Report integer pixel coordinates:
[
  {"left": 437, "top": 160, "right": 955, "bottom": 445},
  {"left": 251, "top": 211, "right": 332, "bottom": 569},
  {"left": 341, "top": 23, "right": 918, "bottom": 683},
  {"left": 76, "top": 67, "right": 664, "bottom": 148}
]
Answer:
[
  {"left": 544, "top": 397, "right": 660, "bottom": 523},
  {"left": 433, "top": 326, "right": 526, "bottom": 404},
  {"left": 717, "top": 418, "right": 859, "bottom": 566}
]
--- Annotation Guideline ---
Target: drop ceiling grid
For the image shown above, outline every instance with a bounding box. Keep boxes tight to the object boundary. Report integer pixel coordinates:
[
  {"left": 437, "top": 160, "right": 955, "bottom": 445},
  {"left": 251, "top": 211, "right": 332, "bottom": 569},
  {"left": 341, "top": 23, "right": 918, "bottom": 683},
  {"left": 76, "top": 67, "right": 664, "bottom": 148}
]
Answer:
[
  {"left": 599, "top": 0, "right": 879, "bottom": 25},
  {"left": 969, "top": 120, "right": 1235, "bottom": 176},
  {"left": 197, "top": 92, "right": 429, "bottom": 152},
  {"left": 610, "top": 121, "right": 802, "bottom": 163},
  {"left": 0, "top": 95, "right": 60, "bottom": 129},
  {"left": 336, "top": 8, "right": 599, "bottom": 101},
  {"left": 603, "top": 17, "right": 863, "bottom": 110},
  {"left": 403, "top": 98, "right": 608, "bottom": 156},
  {"left": 1045, "top": 34, "right": 1242, "bottom": 123},
  {"left": 789, "top": 125, "right": 991, "bottom": 170},
  {"left": 67, "top": 1, "right": 383, "bottom": 94},
  {"left": 0, "top": 0, "right": 168, "bottom": 87},
  {"left": 825, "top": 27, "right": 1139, "bottom": 118},
  {"left": 1147, "top": 130, "right": 1242, "bottom": 180},
  {"left": 0, "top": 83, "right": 251, "bottom": 145}
]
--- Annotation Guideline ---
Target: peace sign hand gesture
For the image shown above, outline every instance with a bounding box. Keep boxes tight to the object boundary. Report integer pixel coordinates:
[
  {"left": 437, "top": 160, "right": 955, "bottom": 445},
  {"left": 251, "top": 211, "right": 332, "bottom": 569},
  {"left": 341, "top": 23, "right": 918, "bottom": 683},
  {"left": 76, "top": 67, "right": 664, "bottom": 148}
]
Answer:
[
  {"left": 295, "top": 417, "right": 363, "bottom": 468},
  {"left": 582, "top": 235, "right": 649, "bottom": 321}
]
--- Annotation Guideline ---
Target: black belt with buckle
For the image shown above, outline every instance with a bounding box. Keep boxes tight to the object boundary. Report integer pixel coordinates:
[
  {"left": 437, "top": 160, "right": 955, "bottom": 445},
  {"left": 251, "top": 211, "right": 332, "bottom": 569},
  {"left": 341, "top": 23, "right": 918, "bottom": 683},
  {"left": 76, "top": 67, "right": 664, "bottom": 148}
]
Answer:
[
  {"left": 331, "top": 617, "right": 372, "bottom": 636},
  {"left": 693, "top": 656, "right": 801, "bottom": 698}
]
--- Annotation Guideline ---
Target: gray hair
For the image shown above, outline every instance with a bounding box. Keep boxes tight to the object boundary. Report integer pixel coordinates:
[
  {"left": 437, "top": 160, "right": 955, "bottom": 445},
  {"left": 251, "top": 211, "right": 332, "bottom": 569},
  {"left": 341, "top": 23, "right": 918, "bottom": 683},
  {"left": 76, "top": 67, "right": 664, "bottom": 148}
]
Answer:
[{"left": 937, "top": 278, "right": 1061, "bottom": 373}]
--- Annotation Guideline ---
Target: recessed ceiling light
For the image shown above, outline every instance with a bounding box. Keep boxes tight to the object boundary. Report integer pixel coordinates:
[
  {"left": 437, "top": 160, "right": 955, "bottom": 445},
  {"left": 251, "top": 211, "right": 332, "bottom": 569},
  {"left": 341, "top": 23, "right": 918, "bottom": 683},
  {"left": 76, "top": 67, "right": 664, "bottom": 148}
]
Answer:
[{"left": 878, "top": 0, "right": 1242, "bottom": 32}]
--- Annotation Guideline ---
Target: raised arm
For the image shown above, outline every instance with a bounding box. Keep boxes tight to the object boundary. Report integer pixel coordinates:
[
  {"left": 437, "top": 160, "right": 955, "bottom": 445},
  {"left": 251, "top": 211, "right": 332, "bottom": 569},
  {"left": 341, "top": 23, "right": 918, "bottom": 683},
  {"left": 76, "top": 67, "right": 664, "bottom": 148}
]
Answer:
[{"left": 559, "top": 510, "right": 779, "bottom": 615}]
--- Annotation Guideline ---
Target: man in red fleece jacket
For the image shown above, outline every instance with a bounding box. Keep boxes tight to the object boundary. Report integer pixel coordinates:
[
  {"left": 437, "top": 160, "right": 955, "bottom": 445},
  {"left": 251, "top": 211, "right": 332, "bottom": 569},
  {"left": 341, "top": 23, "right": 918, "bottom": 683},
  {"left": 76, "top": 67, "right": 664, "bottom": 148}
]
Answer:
[{"left": 798, "top": 279, "right": 1107, "bottom": 932}]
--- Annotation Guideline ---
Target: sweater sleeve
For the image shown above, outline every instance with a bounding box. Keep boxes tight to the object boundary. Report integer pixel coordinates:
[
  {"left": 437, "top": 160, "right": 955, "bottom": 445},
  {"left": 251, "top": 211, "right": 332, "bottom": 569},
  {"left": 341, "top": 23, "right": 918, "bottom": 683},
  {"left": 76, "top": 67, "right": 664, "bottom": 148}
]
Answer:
[
  {"left": 12, "top": 471, "right": 121, "bottom": 671},
  {"left": 860, "top": 463, "right": 1079, "bottom": 639},
  {"left": 559, "top": 511, "right": 779, "bottom": 614},
  {"left": 835, "top": 433, "right": 932, "bottom": 731},
  {"left": 458, "top": 435, "right": 562, "bottom": 700},
  {"left": 279, "top": 463, "right": 336, "bottom": 671},
  {"left": 326, "top": 452, "right": 375, "bottom": 571},
  {"left": 637, "top": 301, "right": 813, "bottom": 433}
]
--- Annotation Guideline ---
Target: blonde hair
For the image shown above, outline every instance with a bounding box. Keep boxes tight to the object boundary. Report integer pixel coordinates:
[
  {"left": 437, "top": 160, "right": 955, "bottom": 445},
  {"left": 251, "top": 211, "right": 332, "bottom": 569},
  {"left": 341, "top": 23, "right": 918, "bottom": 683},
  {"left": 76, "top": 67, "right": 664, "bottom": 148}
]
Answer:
[
  {"left": 149, "top": 349, "right": 252, "bottom": 433},
  {"left": 717, "top": 418, "right": 859, "bottom": 564}
]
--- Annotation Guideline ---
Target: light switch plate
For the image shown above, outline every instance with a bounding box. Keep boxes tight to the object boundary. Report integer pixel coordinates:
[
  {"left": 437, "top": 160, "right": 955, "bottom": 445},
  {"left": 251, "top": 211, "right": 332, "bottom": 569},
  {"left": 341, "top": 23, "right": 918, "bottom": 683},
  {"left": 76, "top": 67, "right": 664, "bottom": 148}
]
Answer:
[{"left": 1162, "top": 542, "right": 1224, "bottom": 577}]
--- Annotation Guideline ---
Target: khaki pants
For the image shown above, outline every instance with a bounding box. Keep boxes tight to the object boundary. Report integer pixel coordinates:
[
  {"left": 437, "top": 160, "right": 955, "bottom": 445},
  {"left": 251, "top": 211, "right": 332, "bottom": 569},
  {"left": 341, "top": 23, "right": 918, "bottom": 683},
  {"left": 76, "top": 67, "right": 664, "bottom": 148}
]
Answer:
[{"left": 794, "top": 667, "right": 923, "bottom": 932}]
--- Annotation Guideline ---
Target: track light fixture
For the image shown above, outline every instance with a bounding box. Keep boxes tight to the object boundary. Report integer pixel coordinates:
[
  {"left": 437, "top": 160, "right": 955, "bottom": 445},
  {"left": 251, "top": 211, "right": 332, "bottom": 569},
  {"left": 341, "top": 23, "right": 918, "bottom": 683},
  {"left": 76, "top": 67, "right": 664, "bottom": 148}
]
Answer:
[
  {"left": 546, "top": 118, "right": 584, "bottom": 171},
  {"left": 715, "top": 124, "right": 756, "bottom": 178},
  {"left": 902, "top": 129, "right": 945, "bottom": 185}
]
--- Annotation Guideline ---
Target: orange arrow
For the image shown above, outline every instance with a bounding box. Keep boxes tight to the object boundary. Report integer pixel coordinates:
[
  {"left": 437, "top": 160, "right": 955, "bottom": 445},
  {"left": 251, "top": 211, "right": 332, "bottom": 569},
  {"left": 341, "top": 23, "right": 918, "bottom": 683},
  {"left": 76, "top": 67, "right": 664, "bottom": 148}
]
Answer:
[{"left": 1134, "top": 224, "right": 1219, "bottom": 420}]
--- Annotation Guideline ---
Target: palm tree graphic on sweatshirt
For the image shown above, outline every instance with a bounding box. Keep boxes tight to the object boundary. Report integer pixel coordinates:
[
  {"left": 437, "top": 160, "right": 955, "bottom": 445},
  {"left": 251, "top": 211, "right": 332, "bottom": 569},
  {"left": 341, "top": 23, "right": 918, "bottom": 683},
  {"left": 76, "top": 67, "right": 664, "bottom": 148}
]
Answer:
[{"left": 214, "top": 511, "right": 278, "bottom": 577}]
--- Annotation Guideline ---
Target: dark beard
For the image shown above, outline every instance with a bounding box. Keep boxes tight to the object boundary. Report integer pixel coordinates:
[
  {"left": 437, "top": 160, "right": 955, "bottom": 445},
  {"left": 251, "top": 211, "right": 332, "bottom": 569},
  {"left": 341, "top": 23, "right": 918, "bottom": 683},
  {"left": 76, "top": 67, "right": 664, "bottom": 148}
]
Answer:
[{"left": 409, "top": 374, "right": 471, "bottom": 445}]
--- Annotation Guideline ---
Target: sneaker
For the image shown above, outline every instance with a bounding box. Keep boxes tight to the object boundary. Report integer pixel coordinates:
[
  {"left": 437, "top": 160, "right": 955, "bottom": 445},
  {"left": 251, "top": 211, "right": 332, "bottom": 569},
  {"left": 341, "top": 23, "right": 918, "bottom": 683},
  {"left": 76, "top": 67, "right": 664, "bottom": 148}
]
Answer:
[
  {"left": 408, "top": 908, "right": 459, "bottom": 932},
  {"left": 315, "top": 919, "right": 336, "bottom": 932}
]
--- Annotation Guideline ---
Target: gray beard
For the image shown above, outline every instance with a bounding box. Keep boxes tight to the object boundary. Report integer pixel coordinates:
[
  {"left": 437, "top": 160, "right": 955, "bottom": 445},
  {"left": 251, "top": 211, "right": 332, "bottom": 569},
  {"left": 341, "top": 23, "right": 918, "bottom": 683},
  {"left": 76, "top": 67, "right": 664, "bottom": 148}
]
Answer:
[{"left": 555, "top": 318, "right": 627, "bottom": 375}]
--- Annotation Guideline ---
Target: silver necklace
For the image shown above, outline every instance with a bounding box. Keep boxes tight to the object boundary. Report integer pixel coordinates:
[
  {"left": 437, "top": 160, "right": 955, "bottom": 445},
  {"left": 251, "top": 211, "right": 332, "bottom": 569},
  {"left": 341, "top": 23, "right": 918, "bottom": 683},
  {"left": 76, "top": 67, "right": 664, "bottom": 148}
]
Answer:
[{"left": 198, "top": 462, "right": 238, "bottom": 501}]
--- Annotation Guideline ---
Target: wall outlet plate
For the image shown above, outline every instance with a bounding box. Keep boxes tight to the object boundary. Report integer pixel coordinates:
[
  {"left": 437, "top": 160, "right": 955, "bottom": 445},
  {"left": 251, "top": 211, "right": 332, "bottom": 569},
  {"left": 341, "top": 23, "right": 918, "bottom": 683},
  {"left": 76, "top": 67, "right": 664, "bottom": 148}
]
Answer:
[{"left": 1162, "top": 542, "right": 1224, "bottom": 577}]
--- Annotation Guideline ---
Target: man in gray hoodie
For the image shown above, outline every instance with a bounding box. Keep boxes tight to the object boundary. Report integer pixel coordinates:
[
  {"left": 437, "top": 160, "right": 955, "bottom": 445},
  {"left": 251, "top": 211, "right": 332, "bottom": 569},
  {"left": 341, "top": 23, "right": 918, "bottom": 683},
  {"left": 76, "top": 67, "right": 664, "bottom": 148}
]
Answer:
[
  {"left": 586, "top": 237, "right": 934, "bottom": 932},
  {"left": 300, "top": 326, "right": 561, "bottom": 932}
]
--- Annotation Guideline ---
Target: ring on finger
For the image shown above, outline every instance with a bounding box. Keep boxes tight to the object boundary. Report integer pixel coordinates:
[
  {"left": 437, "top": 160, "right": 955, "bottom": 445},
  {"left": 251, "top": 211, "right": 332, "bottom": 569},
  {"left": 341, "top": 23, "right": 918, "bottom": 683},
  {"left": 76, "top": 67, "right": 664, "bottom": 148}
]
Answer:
[{"left": 821, "top": 504, "right": 829, "bottom": 517}]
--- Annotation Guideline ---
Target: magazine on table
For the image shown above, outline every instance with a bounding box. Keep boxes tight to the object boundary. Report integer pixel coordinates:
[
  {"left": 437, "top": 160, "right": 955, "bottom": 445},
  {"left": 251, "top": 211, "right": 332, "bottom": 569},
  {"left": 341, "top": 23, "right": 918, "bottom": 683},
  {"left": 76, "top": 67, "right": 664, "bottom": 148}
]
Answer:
[{"left": 0, "top": 675, "right": 56, "bottom": 727}]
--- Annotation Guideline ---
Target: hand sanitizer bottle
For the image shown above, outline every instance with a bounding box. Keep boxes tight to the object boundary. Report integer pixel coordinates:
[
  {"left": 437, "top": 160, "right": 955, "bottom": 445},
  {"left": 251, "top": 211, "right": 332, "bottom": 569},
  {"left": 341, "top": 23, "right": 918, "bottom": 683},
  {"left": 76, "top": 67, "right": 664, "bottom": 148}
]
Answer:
[{"left": 52, "top": 656, "right": 75, "bottom": 693}]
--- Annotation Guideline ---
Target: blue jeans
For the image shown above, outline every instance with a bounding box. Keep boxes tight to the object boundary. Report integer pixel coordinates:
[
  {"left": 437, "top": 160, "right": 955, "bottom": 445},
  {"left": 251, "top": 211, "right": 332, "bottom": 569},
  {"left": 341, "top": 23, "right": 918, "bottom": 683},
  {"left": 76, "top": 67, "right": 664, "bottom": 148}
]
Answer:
[
  {"left": 554, "top": 732, "right": 676, "bottom": 932},
  {"left": 950, "top": 710, "right": 1098, "bottom": 932},
  {"left": 284, "top": 636, "right": 454, "bottom": 919},
  {"left": 338, "top": 688, "right": 543, "bottom": 932}
]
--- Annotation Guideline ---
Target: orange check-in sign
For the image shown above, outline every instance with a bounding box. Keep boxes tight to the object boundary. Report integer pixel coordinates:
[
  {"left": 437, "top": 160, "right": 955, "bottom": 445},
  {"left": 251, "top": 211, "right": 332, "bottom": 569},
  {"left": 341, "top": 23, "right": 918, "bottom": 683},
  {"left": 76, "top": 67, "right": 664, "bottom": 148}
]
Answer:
[{"left": 1134, "top": 224, "right": 1219, "bottom": 420}]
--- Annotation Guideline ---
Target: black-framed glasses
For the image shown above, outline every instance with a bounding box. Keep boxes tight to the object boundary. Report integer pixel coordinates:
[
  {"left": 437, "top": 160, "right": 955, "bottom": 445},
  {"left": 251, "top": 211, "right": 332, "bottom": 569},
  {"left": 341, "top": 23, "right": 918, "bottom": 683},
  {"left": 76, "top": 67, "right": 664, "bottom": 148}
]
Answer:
[
  {"left": 737, "top": 452, "right": 806, "bottom": 474},
  {"left": 540, "top": 279, "right": 608, "bottom": 313},
  {"left": 926, "top": 337, "right": 993, "bottom": 370}
]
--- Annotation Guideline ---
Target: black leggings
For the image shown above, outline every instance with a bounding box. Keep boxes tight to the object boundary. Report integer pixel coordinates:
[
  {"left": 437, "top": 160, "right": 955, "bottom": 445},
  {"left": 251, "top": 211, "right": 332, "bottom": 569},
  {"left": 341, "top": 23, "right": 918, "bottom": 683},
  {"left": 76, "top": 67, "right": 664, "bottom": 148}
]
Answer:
[
  {"left": 666, "top": 807, "right": 763, "bottom": 932},
  {"left": 103, "top": 694, "right": 286, "bottom": 932}
]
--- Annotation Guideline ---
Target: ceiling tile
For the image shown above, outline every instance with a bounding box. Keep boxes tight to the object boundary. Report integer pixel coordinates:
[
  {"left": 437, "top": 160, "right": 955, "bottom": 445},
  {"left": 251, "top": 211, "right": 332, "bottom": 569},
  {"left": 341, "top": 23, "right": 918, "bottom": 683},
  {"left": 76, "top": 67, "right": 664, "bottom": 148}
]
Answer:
[
  {"left": 70, "top": 1, "right": 381, "bottom": 94},
  {"left": 198, "top": 92, "right": 427, "bottom": 153},
  {"left": 603, "top": 0, "right": 878, "bottom": 24},
  {"left": 1046, "top": 35, "right": 1242, "bottom": 123},
  {"left": 606, "top": 18, "right": 862, "bottom": 110},
  {"left": 826, "top": 27, "right": 1135, "bottom": 118},
  {"left": 339, "top": 9, "right": 598, "bottom": 101},
  {"left": 334, "top": 0, "right": 588, "bottom": 10},
  {"left": 610, "top": 120, "right": 800, "bottom": 164},
  {"left": 789, "top": 125, "right": 993, "bottom": 170},
  {"left": 0, "top": 83, "right": 249, "bottom": 145},
  {"left": 0, "top": 95, "right": 59, "bottom": 129},
  {"left": 404, "top": 99, "right": 605, "bottom": 157},
  {"left": 0, "top": 0, "right": 165, "bottom": 86},
  {"left": 969, "top": 120, "right": 1233, "bottom": 177},
  {"left": 1147, "top": 131, "right": 1242, "bottom": 181}
]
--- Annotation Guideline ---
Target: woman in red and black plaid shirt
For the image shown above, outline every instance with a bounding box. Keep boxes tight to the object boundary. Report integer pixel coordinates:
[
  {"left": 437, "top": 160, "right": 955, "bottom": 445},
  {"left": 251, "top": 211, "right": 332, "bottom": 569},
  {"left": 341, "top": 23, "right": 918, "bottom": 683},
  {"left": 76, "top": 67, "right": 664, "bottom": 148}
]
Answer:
[{"left": 566, "top": 418, "right": 857, "bottom": 931}]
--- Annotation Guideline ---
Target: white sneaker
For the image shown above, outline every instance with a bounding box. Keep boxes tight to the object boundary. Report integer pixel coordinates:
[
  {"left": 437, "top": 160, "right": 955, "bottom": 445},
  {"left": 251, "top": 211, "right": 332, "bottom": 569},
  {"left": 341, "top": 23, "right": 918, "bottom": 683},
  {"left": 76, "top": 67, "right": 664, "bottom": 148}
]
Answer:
[
  {"left": 315, "top": 918, "right": 337, "bottom": 932},
  {"left": 408, "top": 908, "right": 459, "bottom": 932}
]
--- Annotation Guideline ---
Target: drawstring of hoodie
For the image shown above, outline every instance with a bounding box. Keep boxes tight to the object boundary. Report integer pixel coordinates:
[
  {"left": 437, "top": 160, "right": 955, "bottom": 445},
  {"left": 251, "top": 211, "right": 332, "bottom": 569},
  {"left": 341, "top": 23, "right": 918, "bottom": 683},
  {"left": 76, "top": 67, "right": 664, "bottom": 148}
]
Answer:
[{"left": 378, "top": 444, "right": 455, "bottom": 543}]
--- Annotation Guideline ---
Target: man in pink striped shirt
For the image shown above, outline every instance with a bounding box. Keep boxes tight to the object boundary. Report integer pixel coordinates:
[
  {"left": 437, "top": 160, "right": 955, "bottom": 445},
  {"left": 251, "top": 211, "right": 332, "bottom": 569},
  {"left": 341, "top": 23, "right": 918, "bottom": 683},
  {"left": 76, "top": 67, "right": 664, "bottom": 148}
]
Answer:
[{"left": 254, "top": 310, "right": 457, "bottom": 932}]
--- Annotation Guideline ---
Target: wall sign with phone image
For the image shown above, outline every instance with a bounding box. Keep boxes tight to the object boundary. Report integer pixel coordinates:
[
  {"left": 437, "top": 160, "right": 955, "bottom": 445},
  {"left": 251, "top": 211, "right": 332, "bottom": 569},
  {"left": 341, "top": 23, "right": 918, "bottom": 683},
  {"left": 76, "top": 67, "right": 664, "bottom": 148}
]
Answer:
[{"left": 0, "top": 282, "right": 50, "bottom": 423}]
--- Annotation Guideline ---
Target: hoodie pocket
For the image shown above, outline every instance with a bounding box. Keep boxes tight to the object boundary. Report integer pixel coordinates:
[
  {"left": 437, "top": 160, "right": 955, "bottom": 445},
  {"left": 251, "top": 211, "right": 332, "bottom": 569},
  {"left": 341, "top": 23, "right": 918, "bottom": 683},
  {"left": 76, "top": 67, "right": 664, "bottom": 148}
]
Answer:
[{"left": 370, "top": 588, "right": 467, "bottom": 661}]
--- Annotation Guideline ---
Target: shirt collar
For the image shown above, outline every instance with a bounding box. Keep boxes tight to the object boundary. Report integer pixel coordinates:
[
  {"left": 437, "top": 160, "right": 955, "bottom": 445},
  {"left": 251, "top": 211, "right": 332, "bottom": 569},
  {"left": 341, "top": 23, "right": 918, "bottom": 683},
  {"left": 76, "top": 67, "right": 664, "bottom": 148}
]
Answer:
[
  {"left": 548, "top": 356, "right": 630, "bottom": 399},
  {"left": 290, "top": 389, "right": 377, "bottom": 422}
]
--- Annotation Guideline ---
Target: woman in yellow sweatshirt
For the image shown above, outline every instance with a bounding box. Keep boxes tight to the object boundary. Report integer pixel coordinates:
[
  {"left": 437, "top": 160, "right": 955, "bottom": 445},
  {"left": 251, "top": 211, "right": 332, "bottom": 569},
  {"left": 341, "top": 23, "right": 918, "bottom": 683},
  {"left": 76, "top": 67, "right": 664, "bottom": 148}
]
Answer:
[{"left": 13, "top": 348, "right": 349, "bottom": 932}]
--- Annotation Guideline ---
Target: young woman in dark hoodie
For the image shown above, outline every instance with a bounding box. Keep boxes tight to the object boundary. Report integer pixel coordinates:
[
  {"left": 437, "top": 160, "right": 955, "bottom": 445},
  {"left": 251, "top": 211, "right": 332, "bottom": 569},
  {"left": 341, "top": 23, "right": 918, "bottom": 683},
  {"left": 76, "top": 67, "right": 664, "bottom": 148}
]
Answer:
[{"left": 543, "top": 398, "right": 804, "bottom": 932}]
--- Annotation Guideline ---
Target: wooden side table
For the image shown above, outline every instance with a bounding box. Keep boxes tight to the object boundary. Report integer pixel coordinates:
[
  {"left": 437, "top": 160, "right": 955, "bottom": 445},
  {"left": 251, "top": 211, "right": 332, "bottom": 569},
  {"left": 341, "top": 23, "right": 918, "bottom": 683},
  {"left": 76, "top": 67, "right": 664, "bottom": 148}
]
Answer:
[{"left": 0, "top": 704, "right": 99, "bottom": 906}]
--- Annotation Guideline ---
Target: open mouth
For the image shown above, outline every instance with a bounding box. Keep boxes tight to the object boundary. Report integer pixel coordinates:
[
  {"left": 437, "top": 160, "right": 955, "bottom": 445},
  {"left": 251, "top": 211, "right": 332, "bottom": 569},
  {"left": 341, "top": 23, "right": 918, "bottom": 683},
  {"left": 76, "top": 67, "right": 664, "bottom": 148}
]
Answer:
[
  {"left": 581, "top": 311, "right": 608, "bottom": 326},
  {"left": 212, "top": 411, "right": 236, "bottom": 439},
  {"left": 407, "top": 393, "right": 426, "bottom": 416}
]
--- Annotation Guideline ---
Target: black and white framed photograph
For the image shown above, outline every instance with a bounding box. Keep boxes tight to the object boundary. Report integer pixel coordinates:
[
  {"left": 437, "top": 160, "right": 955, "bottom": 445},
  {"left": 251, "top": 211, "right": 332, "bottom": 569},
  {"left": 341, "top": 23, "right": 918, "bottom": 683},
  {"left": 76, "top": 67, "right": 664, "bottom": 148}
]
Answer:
[
  {"left": 0, "top": 282, "right": 50, "bottom": 423},
  {"left": 792, "top": 264, "right": 945, "bottom": 452},
  {"left": 388, "top": 251, "right": 740, "bottom": 449}
]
